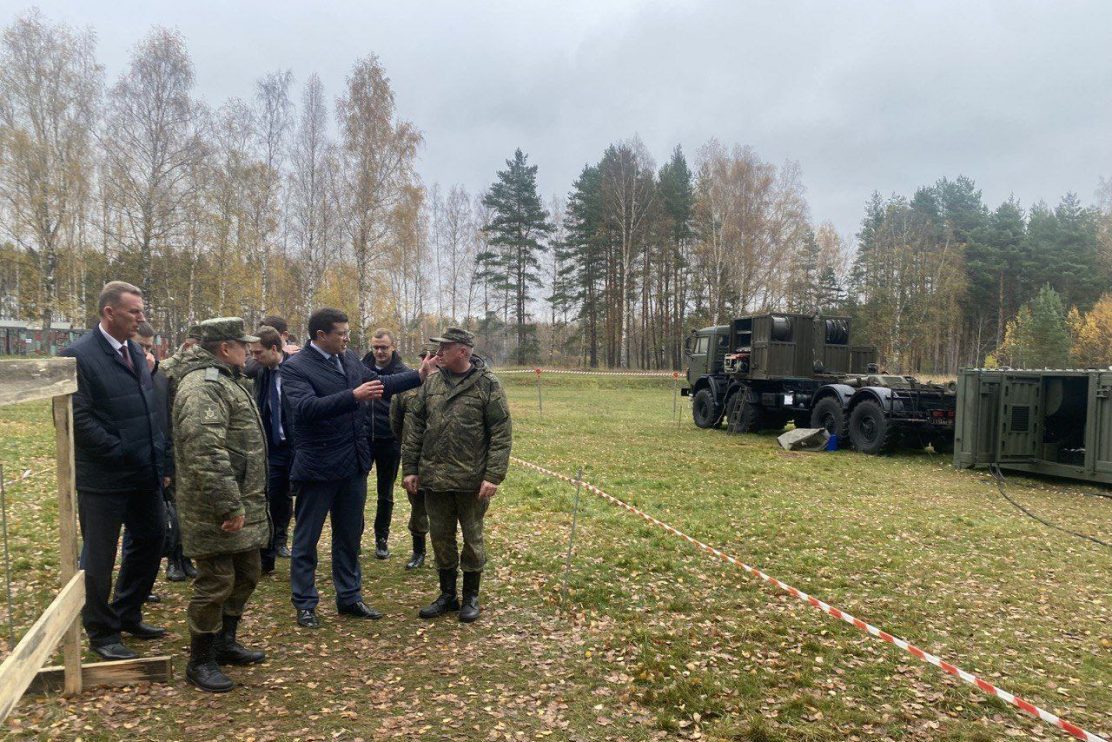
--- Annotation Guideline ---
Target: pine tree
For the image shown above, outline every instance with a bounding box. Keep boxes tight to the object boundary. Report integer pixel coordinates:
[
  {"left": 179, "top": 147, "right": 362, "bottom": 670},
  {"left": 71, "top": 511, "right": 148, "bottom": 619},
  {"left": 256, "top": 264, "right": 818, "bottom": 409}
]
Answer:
[
  {"left": 481, "top": 149, "right": 554, "bottom": 364},
  {"left": 991, "top": 285, "right": 1072, "bottom": 368},
  {"left": 561, "top": 164, "right": 605, "bottom": 366}
]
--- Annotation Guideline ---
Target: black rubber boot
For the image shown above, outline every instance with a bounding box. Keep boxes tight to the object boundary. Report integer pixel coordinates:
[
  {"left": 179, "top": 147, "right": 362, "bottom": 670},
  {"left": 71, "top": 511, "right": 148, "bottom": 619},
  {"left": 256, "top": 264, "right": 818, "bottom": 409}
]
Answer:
[
  {"left": 214, "top": 614, "right": 265, "bottom": 665},
  {"left": 418, "top": 569, "right": 459, "bottom": 618},
  {"left": 166, "top": 559, "right": 188, "bottom": 582},
  {"left": 186, "top": 633, "right": 234, "bottom": 692},
  {"left": 459, "top": 571, "right": 482, "bottom": 623},
  {"left": 405, "top": 534, "right": 426, "bottom": 570}
]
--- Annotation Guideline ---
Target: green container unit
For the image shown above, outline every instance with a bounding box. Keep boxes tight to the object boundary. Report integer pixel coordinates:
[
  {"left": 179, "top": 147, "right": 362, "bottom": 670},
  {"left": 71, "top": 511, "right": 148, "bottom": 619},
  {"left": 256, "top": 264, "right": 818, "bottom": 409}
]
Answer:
[{"left": 954, "top": 368, "right": 1112, "bottom": 485}]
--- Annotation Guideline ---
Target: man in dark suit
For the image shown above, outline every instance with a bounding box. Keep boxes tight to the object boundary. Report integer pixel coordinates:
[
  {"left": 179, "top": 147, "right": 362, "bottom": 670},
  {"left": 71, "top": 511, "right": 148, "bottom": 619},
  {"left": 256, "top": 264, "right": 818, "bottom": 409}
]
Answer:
[
  {"left": 281, "top": 308, "right": 437, "bottom": 628},
  {"left": 59, "top": 281, "right": 167, "bottom": 661},
  {"left": 244, "top": 315, "right": 300, "bottom": 380},
  {"left": 250, "top": 325, "right": 294, "bottom": 574}
]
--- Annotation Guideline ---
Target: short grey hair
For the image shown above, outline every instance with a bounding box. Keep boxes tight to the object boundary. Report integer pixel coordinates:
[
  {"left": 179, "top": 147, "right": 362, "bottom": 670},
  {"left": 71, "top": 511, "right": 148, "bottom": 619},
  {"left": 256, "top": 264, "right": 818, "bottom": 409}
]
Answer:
[{"left": 98, "top": 281, "right": 143, "bottom": 314}]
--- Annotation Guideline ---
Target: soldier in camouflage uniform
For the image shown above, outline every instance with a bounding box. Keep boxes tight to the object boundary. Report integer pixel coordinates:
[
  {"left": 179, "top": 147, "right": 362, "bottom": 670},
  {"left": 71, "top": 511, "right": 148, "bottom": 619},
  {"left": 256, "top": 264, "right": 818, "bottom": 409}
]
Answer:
[
  {"left": 402, "top": 328, "right": 512, "bottom": 623},
  {"left": 173, "top": 318, "right": 270, "bottom": 692},
  {"left": 390, "top": 350, "right": 432, "bottom": 570}
]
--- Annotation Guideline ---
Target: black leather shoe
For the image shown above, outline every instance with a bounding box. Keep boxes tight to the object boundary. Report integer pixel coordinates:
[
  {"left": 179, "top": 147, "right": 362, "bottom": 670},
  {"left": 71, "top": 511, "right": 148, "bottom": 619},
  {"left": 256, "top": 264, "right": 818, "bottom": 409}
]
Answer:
[
  {"left": 459, "top": 571, "right": 482, "bottom": 623},
  {"left": 145, "top": 592, "right": 162, "bottom": 603},
  {"left": 92, "top": 641, "right": 138, "bottom": 661},
  {"left": 183, "top": 558, "right": 198, "bottom": 578},
  {"left": 276, "top": 544, "right": 291, "bottom": 558},
  {"left": 338, "top": 601, "right": 383, "bottom": 619},
  {"left": 419, "top": 569, "right": 460, "bottom": 618},
  {"left": 186, "top": 633, "right": 234, "bottom": 693},
  {"left": 296, "top": 609, "right": 320, "bottom": 629},
  {"left": 375, "top": 537, "right": 389, "bottom": 560},
  {"left": 166, "top": 561, "right": 188, "bottom": 582},
  {"left": 122, "top": 621, "right": 167, "bottom": 639}
]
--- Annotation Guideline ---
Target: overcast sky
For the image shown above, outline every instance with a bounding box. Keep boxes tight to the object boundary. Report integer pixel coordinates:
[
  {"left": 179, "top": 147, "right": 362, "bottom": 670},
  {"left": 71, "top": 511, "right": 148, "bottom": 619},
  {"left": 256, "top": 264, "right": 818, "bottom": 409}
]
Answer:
[{"left": 7, "top": 0, "right": 1111, "bottom": 242}]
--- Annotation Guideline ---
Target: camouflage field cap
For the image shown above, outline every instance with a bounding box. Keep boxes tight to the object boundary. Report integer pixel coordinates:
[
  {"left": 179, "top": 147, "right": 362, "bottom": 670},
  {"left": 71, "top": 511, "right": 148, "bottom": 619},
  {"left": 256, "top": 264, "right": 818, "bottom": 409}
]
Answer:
[
  {"left": 186, "top": 324, "right": 204, "bottom": 340},
  {"left": 429, "top": 327, "right": 474, "bottom": 347},
  {"left": 199, "top": 317, "right": 259, "bottom": 344}
]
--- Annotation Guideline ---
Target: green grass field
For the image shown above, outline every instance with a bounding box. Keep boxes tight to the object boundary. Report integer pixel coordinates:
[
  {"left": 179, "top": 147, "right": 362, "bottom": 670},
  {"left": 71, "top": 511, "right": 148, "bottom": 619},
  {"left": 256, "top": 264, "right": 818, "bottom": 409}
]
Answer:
[{"left": 1, "top": 374, "right": 1109, "bottom": 741}]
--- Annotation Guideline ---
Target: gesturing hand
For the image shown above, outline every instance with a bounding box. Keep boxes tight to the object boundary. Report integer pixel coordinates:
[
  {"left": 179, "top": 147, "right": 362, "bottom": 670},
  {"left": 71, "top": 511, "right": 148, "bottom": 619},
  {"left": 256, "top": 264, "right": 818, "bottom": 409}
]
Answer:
[
  {"left": 403, "top": 475, "right": 420, "bottom": 496},
  {"left": 354, "top": 380, "right": 385, "bottom": 401},
  {"left": 221, "top": 514, "right": 245, "bottom": 532},
  {"left": 418, "top": 354, "right": 440, "bottom": 381},
  {"left": 478, "top": 481, "right": 498, "bottom": 501}
]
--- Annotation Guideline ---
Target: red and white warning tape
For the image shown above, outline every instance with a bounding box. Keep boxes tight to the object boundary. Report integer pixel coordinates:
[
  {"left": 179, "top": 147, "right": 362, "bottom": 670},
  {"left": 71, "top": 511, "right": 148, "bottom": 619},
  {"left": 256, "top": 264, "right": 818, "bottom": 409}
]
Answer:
[
  {"left": 511, "top": 456, "right": 1108, "bottom": 742},
  {"left": 496, "top": 368, "right": 677, "bottom": 378}
]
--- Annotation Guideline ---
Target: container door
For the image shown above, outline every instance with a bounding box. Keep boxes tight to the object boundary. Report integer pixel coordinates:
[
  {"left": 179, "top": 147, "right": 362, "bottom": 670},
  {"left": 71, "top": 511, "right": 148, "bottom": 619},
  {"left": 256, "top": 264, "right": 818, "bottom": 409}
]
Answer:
[
  {"left": 1094, "top": 372, "right": 1112, "bottom": 478},
  {"left": 997, "top": 374, "right": 1040, "bottom": 462}
]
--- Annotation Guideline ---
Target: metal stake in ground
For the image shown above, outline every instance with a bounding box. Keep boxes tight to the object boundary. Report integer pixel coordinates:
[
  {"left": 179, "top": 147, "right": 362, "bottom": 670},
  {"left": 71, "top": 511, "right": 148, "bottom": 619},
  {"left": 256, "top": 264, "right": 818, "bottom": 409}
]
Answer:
[
  {"left": 0, "top": 465, "right": 13, "bottom": 646},
  {"left": 672, "top": 371, "right": 680, "bottom": 423},
  {"left": 560, "top": 466, "right": 585, "bottom": 607},
  {"left": 534, "top": 367, "right": 543, "bottom": 417}
]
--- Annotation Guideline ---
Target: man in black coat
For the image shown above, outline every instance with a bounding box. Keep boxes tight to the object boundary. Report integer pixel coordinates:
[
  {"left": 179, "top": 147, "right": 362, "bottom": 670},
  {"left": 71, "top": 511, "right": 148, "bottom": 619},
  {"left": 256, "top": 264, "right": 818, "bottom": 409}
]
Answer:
[
  {"left": 360, "top": 328, "right": 409, "bottom": 561},
  {"left": 250, "top": 325, "right": 295, "bottom": 574},
  {"left": 58, "top": 281, "right": 167, "bottom": 661},
  {"left": 281, "top": 308, "right": 437, "bottom": 628}
]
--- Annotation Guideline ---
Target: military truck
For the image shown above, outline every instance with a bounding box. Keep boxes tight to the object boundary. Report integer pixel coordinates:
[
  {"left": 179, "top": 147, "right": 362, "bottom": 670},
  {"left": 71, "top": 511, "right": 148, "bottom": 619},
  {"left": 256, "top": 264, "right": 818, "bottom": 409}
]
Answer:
[{"left": 682, "top": 312, "right": 957, "bottom": 454}]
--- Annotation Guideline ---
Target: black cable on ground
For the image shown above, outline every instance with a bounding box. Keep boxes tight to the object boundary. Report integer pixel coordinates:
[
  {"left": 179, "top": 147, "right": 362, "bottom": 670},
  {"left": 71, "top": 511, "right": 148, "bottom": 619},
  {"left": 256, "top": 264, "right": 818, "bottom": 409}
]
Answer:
[{"left": 988, "top": 464, "right": 1110, "bottom": 550}]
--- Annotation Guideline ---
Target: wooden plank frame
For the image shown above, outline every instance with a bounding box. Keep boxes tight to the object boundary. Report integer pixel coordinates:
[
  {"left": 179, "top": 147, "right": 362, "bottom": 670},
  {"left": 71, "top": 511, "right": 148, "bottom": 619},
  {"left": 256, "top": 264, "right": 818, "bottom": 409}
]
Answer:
[
  {"left": 0, "top": 572, "right": 84, "bottom": 720},
  {"left": 1, "top": 357, "right": 171, "bottom": 725}
]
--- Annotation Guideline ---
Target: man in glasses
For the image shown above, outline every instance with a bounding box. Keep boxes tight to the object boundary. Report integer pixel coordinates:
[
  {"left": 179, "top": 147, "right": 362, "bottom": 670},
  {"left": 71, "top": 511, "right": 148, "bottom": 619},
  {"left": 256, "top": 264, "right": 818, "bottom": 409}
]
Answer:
[
  {"left": 281, "top": 308, "right": 438, "bottom": 629},
  {"left": 359, "top": 328, "right": 408, "bottom": 561}
]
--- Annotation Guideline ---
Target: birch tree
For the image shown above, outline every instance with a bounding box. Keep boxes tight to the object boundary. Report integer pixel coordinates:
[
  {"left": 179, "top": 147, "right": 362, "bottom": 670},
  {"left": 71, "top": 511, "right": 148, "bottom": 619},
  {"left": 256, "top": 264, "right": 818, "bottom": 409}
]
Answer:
[
  {"left": 0, "top": 10, "right": 101, "bottom": 337},
  {"left": 336, "top": 55, "right": 422, "bottom": 343}
]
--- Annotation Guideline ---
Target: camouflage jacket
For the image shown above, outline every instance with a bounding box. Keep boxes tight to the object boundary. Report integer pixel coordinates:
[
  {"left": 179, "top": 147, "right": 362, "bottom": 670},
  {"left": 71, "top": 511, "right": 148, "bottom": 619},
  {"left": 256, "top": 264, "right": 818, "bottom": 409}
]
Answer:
[
  {"left": 172, "top": 345, "right": 270, "bottom": 558},
  {"left": 401, "top": 357, "right": 512, "bottom": 493},
  {"left": 389, "top": 387, "right": 418, "bottom": 440}
]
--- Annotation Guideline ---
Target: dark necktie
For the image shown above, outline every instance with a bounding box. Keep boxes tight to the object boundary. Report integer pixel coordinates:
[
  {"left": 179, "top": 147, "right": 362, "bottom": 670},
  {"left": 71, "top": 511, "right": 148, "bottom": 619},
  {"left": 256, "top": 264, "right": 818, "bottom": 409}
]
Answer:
[
  {"left": 332, "top": 354, "right": 343, "bottom": 374},
  {"left": 119, "top": 344, "right": 134, "bottom": 372},
  {"left": 269, "top": 373, "right": 284, "bottom": 446}
]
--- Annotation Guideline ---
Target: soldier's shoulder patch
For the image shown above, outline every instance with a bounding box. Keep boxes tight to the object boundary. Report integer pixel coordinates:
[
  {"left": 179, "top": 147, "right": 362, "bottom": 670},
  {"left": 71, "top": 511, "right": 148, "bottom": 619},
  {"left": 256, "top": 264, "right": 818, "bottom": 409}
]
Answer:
[
  {"left": 204, "top": 367, "right": 220, "bottom": 382},
  {"left": 203, "top": 405, "right": 219, "bottom": 422}
]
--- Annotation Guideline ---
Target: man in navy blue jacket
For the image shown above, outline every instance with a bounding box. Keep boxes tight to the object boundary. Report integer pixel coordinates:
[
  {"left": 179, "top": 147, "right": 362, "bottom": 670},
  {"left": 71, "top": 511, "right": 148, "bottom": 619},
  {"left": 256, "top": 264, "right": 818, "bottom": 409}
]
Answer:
[
  {"left": 281, "top": 308, "right": 437, "bottom": 628},
  {"left": 59, "top": 281, "right": 167, "bottom": 660}
]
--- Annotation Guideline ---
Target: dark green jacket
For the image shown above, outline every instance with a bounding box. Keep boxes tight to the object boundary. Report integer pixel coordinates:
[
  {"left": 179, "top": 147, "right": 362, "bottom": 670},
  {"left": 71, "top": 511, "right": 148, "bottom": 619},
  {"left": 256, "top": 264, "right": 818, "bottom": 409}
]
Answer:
[
  {"left": 172, "top": 345, "right": 270, "bottom": 558},
  {"left": 389, "top": 387, "right": 418, "bottom": 440},
  {"left": 401, "top": 358, "right": 512, "bottom": 493}
]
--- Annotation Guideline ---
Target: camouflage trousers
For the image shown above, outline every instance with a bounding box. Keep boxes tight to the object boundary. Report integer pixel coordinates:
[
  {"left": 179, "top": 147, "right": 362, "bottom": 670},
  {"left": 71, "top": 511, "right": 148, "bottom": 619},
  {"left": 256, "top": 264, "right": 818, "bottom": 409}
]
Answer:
[
  {"left": 188, "top": 548, "right": 261, "bottom": 635},
  {"left": 408, "top": 489, "right": 429, "bottom": 536},
  {"left": 425, "top": 490, "right": 489, "bottom": 573}
]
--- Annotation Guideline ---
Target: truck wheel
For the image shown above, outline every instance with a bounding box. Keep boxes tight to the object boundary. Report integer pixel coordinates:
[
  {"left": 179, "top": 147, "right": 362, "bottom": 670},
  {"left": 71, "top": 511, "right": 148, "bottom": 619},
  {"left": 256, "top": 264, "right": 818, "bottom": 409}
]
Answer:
[
  {"left": 848, "top": 400, "right": 898, "bottom": 455},
  {"left": 728, "top": 396, "right": 762, "bottom": 434},
  {"left": 692, "top": 389, "right": 722, "bottom": 429},
  {"left": 810, "top": 397, "right": 848, "bottom": 440}
]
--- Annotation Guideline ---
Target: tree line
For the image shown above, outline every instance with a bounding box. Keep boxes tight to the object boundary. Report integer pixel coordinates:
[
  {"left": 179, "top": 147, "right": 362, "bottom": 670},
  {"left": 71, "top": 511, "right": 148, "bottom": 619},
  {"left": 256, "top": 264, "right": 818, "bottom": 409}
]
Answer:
[{"left": 2, "top": 10, "right": 1110, "bottom": 369}]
